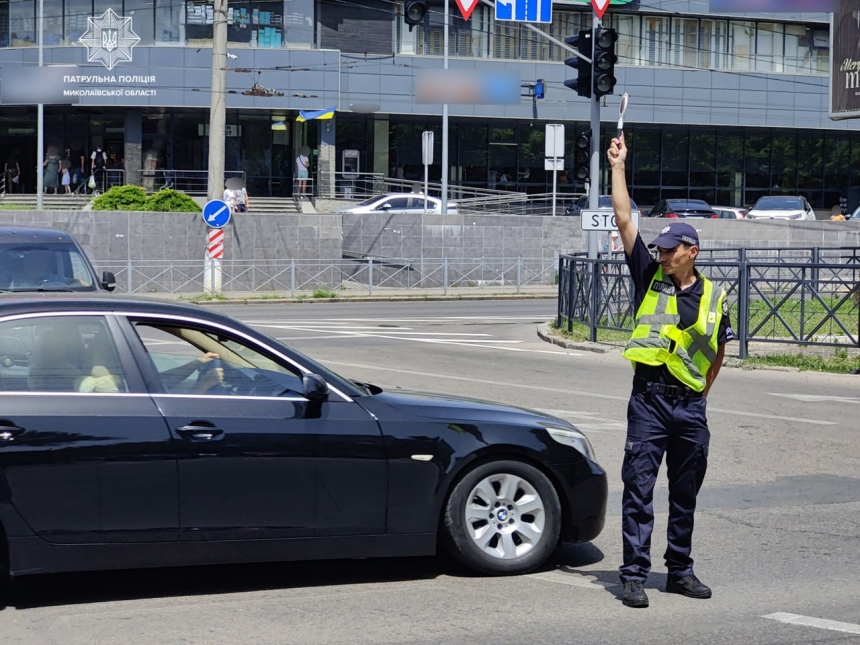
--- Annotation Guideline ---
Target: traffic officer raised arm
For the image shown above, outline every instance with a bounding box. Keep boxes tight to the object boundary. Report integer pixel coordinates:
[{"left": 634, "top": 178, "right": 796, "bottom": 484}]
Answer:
[{"left": 607, "top": 133, "right": 735, "bottom": 608}]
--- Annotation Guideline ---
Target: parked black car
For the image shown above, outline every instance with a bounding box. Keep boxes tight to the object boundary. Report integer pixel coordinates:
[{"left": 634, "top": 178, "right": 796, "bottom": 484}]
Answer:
[
  {"left": 646, "top": 199, "right": 717, "bottom": 219},
  {"left": 564, "top": 194, "right": 640, "bottom": 217},
  {"left": 0, "top": 295, "right": 607, "bottom": 582},
  {"left": 0, "top": 226, "right": 115, "bottom": 292}
]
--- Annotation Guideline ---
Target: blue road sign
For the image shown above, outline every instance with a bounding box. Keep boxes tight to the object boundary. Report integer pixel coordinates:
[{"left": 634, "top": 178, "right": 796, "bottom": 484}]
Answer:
[
  {"left": 496, "top": 0, "right": 552, "bottom": 23},
  {"left": 202, "top": 199, "right": 232, "bottom": 229}
]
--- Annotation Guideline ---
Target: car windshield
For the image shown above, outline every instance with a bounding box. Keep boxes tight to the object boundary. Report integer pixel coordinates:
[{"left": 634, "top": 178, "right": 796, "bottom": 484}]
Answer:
[
  {"left": 753, "top": 197, "right": 803, "bottom": 210},
  {"left": 0, "top": 243, "right": 98, "bottom": 292},
  {"left": 598, "top": 196, "right": 638, "bottom": 209}
]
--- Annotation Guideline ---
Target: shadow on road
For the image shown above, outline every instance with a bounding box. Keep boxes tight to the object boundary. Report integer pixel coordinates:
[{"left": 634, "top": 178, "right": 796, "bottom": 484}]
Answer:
[{"left": 2, "top": 542, "right": 606, "bottom": 611}]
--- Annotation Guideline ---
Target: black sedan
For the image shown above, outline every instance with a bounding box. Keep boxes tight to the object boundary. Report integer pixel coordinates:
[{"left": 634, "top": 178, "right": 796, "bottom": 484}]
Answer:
[
  {"left": 647, "top": 199, "right": 717, "bottom": 219},
  {"left": 0, "top": 295, "right": 606, "bottom": 582}
]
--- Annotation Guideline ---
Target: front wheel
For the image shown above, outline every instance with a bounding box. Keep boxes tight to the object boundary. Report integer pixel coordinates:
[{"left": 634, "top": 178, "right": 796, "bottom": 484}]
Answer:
[{"left": 443, "top": 460, "right": 561, "bottom": 575}]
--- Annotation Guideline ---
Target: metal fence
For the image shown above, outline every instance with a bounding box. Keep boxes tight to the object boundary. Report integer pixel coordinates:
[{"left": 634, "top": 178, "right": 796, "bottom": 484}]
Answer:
[
  {"left": 139, "top": 169, "right": 246, "bottom": 195},
  {"left": 558, "top": 247, "right": 860, "bottom": 359},
  {"left": 96, "top": 256, "right": 558, "bottom": 297}
]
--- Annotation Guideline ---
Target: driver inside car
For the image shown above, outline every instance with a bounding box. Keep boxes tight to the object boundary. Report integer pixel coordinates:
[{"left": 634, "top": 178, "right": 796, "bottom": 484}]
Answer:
[
  {"left": 12, "top": 250, "right": 71, "bottom": 289},
  {"left": 159, "top": 351, "right": 225, "bottom": 394}
]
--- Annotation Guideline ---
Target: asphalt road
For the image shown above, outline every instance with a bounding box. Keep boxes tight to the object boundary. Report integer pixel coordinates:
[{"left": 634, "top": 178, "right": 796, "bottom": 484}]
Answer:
[{"left": 2, "top": 300, "right": 859, "bottom": 645}]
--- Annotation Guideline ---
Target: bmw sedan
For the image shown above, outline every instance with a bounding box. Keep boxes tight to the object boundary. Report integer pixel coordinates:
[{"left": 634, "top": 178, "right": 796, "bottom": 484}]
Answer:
[
  {"left": 0, "top": 295, "right": 606, "bottom": 583},
  {"left": 646, "top": 199, "right": 717, "bottom": 219},
  {"left": 333, "top": 193, "right": 460, "bottom": 215}
]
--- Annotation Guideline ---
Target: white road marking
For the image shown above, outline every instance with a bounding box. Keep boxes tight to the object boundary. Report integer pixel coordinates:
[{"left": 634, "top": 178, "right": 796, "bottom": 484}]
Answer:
[
  {"left": 324, "top": 362, "right": 837, "bottom": 426},
  {"left": 535, "top": 408, "right": 626, "bottom": 432},
  {"left": 529, "top": 571, "right": 618, "bottom": 589},
  {"left": 765, "top": 393, "right": 860, "bottom": 404},
  {"left": 245, "top": 316, "right": 552, "bottom": 324},
  {"left": 763, "top": 612, "right": 860, "bottom": 635}
]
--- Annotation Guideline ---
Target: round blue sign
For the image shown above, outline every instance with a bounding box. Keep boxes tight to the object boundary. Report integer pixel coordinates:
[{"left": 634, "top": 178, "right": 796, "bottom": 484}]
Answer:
[{"left": 202, "top": 199, "right": 232, "bottom": 229}]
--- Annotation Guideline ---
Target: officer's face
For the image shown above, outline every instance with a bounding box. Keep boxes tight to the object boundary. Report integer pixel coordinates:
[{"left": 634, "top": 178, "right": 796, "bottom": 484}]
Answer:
[{"left": 656, "top": 243, "right": 698, "bottom": 275}]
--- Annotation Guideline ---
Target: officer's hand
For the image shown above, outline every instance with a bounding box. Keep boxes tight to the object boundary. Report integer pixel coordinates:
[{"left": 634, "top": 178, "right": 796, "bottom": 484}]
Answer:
[{"left": 607, "top": 133, "right": 627, "bottom": 168}]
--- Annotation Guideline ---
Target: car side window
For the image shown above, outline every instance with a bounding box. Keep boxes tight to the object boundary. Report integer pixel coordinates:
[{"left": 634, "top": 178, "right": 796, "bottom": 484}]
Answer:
[
  {"left": 382, "top": 198, "right": 410, "bottom": 209},
  {"left": 131, "top": 321, "right": 305, "bottom": 397},
  {"left": 0, "top": 315, "right": 127, "bottom": 393}
]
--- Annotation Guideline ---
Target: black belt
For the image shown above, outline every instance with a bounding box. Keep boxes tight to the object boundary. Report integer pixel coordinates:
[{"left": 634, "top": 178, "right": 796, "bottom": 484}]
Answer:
[{"left": 633, "top": 376, "right": 702, "bottom": 400}]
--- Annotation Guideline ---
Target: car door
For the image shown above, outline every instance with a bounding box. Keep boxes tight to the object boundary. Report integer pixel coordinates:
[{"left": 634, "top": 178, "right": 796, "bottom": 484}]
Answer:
[
  {"left": 123, "top": 315, "right": 387, "bottom": 541},
  {"left": 0, "top": 313, "right": 178, "bottom": 544},
  {"left": 378, "top": 197, "right": 410, "bottom": 214}
]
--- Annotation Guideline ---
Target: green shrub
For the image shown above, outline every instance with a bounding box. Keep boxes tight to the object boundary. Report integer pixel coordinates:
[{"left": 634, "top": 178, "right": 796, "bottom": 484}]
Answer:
[
  {"left": 143, "top": 189, "right": 201, "bottom": 213},
  {"left": 92, "top": 185, "right": 148, "bottom": 211}
]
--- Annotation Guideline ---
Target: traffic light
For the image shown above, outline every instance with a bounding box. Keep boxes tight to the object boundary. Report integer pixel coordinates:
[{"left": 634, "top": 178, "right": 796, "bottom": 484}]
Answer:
[
  {"left": 404, "top": 0, "right": 428, "bottom": 31},
  {"left": 573, "top": 131, "right": 591, "bottom": 182},
  {"left": 593, "top": 27, "right": 618, "bottom": 98},
  {"left": 563, "top": 30, "right": 592, "bottom": 99}
]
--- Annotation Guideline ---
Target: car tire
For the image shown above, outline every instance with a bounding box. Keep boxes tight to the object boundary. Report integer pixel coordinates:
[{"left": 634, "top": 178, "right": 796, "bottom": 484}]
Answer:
[{"left": 443, "top": 460, "right": 561, "bottom": 575}]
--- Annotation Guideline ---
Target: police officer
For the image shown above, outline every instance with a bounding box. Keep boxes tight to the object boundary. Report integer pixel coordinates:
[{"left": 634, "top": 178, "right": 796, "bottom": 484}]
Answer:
[{"left": 608, "top": 133, "right": 735, "bottom": 608}]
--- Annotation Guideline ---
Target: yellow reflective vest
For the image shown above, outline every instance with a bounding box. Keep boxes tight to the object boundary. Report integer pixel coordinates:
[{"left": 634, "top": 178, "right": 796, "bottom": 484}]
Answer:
[{"left": 622, "top": 267, "right": 725, "bottom": 392}]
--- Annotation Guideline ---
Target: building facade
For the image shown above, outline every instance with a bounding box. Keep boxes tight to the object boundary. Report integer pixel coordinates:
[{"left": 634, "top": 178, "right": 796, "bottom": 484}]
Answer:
[{"left": 0, "top": 0, "right": 857, "bottom": 208}]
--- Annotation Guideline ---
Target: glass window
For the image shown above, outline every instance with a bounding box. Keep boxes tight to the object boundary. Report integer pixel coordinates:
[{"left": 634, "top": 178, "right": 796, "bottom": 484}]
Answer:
[
  {"left": 744, "top": 132, "right": 771, "bottom": 190},
  {"left": 0, "top": 315, "right": 127, "bottom": 393},
  {"left": 690, "top": 129, "right": 716, "bottom": 188},
  {"left": 661, "top": 129, "right": 689, "bottom": 187},
  {"left": 518, "top": 123, "right": 545, "bottom": 192},
  {"left": 797, "top": 132, "right": 823, "bottom": 191},
  {"left": 9, "top": 0, "right": 34, "bottom": 46},
  {"left": 671, "top": 18, "right": 698, "bottom": 69},
  {"left": 381, "top": 197, "right": 410, "bottom": 209},
  {"left": 0, "top": 243, "right": 97, "bottom": 291},
  {"left": 43, "top": 0, "right": 62, "bottom": 45},
  {"left": 125, "top": 0, "right": 154, "bottom": 45},
  {"left": 132, "top": 322, "right": 304, "bottom": 397},
  {"left": 614, "top": 14, "right": 640, "bottom": 66},
  {"left": 630, "top": 127, "right": 660, "bottom": 187},
  {"left": 0, "top": 1, "right": 8, "bottom": 47},
  {"left": 771, "top": 131, "right": 798, "bottom": 193},
  {"left": 729, "top": 21, "right": 754, "bottom": 71},
  {"left": 64, "top": 0, "right": 92, "bottom": 45},
  {"left": 459, "top": 123, "right": 488, "bottom": 186},
  {"left": 155, "top": 0, "right": 181, "bottom": 42},
  {"left": 489, "top": 125, "right": 517, "bottom": 190},
  {"left": 717, "top": 131, "right": 744, "bottom": 206},
  {"left": 756, "top": 23, "right": 784, "bottom": 73},
  {"left": 700, "top": 19, "right": 727, "bottom": 70},
  {"left": 784, "top": 24, "right": 811, "bottom": 73},
  {"left": 642, "top": 16, "right": 669, "bottom": 67}
]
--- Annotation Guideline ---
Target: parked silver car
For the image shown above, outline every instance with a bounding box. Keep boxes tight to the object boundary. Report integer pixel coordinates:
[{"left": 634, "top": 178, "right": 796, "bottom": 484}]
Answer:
[
  {"left": 746, "top": 196, "right": 815, "bottom": 221},
  {"left": 333, "top": 193, "right": 459, "bottom": 215}
]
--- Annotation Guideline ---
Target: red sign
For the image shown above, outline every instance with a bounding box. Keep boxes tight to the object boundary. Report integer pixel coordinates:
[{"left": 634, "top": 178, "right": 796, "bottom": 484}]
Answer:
[
  {"left": 455, "top": 0, "right": 479, "bottom": 20},
  {"left": 591, "top": 0, "right": 611, "bottom": 19}
]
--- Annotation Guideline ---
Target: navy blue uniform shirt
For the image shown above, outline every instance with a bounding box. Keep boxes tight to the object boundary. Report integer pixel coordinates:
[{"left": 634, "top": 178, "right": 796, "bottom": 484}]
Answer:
[{"left": 625, "top": 234, "right": 734, "bottom": 385}]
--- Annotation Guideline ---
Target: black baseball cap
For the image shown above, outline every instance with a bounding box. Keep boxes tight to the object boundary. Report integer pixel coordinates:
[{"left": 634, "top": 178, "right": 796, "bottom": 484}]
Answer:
[{"left": 648, "top": 222, "right": 700, "bottom": 249}]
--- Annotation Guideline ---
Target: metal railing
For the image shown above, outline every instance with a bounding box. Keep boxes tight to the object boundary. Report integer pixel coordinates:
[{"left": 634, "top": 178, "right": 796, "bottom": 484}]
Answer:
[
  {"left": 558, "top": 246, "right": 860, "bottom": 358},
  {"left": 95, "top": 256, "right": 558, "bottom": 297},
  {"left": 139, "top": 169, "right": 246, "bottom": 195}
]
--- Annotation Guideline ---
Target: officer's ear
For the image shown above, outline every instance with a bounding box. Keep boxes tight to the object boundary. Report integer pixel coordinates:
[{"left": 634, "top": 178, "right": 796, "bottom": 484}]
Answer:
[{"left": 688, "top": 244, "right": 699, "bottom": 261}]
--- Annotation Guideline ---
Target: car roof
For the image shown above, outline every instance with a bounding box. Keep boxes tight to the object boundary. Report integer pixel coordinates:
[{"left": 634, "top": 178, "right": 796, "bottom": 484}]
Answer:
[
  {"left": 666, "top": 199, "right": 710, "bottom": 207},
  {"left": 0, "top": 293, "right": 228, "bottom": 321},
  {"left": 0, "top": 226, "right": 79, "bottom": 244}
]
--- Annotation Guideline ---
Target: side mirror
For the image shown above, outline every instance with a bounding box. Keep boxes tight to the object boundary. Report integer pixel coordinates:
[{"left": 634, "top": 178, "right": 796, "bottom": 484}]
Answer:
[
  {"left": 101, "top": 271, "right": 116, "bottom": 292},
  {"left": 302, "top": 373, "right": 329, "bottom": 401}
]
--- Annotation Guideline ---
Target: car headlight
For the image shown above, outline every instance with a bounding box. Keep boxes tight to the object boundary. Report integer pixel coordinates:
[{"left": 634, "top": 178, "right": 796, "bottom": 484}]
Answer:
[
  {"left": 790, "top": 212, "right": 804, "bottom": 219},
  {"left": 546, "top": 427, "right": 596, "bottom": 461}
]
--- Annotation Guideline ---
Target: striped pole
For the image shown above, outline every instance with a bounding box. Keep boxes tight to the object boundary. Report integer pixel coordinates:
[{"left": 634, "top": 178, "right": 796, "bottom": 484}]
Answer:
[
  {"left": 205, "top": 227, "right": 224, "bottom": 294},
  {"left": 207, "top": 227, "right": 224, "bottom": 259}
]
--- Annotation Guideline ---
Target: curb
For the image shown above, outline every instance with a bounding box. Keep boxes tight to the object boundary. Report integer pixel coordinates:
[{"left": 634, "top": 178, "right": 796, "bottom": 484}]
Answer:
[
  {"left": 536, "top": 324, "right": 616, "bottom": 354},
  {"left": 186, "top": 292, "right": 558, "bottom": 306}
]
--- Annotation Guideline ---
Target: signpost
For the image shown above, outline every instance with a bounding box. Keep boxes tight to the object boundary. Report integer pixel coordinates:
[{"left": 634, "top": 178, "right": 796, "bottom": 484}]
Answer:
[
  {"left": 201, "top": 199, "right": 231, "bottom": 295},
  {"left": 422, "top": 130, "right": 434, "bottom": 214},
  {"left": 545, "top": 123, "right": 564, "bottom": 217}
]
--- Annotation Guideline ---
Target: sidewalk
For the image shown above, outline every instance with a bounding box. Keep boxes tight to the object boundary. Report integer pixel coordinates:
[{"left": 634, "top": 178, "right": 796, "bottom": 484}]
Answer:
[{"left": 163, "top": 283, "right": 560, "bottom": 305}]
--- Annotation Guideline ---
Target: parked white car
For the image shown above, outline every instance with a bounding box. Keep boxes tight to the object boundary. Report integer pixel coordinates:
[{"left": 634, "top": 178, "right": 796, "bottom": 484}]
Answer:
[
  {"left": 334, "top": 193, "right": 459, "bottom": 215},
  {"left": 746, "top": 196, "right": 815, "bottom": 221}
]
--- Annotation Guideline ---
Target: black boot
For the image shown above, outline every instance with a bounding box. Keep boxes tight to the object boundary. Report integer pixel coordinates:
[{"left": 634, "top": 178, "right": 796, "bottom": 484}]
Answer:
[
  {"left": 621, "top": 580, "right": 649, "bottom": 608},
  {"left": 666, "top": 574, "right": 712, "bottom": 599}
]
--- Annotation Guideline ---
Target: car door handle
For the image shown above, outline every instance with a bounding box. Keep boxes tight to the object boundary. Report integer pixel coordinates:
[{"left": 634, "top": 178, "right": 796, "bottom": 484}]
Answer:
[
  {"left": 175, "top": 424, "right": 224, "bottom": 441},
  {"left": 0, "top": 424, "right": 25, "bottom": 441}
]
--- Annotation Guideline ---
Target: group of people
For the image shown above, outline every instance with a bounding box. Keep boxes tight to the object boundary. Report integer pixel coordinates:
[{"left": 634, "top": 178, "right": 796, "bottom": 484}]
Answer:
[
  {"left": 222, "top": 182, "right": 250, "bottom": 214},
  {"left": 3, "top": 146, "right": 120, "bottom": 195}
]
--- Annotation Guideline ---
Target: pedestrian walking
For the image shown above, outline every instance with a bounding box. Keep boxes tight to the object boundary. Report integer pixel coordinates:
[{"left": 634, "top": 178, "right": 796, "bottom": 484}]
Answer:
[
  {"left": 61, "top": 164, "right": 71, "bottom": 194},
  {"left": 91, "top": 146, "right": 107, "bottom": 193},
  {"left": 607, "top": 133, "right": 735, "bottom": 609},
  {"left": 43, "top": 148, "right": 61, "bottom": 194},
  {"left": 296, "top": 149, "right": 310, "bottom": 194}
]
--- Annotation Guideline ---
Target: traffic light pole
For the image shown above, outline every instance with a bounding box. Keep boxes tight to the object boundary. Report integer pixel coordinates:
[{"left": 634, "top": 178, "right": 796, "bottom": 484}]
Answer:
[
  {"left": 441, "top": 0, "right": 449, "bottom": 215},
  {"left": 587, "top": 14, "right": 600, "bottom": 261}
]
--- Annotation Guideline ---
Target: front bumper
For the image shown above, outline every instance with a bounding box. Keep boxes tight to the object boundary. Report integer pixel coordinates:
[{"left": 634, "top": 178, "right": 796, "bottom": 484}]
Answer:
[{"left": 551, "top": 460, "right": 608, "bottom": 543}]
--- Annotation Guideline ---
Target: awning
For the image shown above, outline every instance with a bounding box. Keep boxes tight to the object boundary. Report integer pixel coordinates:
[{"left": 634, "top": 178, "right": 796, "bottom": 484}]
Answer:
[{"left": 296, "top": 107, "right": 336, "bottom": 122}]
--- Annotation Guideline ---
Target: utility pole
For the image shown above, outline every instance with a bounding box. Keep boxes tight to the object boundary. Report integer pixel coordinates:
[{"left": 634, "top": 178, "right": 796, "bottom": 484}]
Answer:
[
  {"left": 36, "top": 0, "right": 44, "bottom": 209},
  {"left": 441, "top": 0, "right": 449, "bottom": 214},
  {"left": 207, "top": 0, "right": 227, "bottom": 201}
]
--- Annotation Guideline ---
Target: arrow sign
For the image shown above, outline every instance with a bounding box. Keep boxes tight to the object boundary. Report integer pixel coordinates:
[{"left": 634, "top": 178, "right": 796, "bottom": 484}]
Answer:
[
  {"left": 201, "top": 199, "right": 232, "bottom": 229},
  {"left": 591, "top": 0, "right": 610, "bottom": 19},
  {"left": 455, "top": 0, "right": 479, "bottom": 20}
]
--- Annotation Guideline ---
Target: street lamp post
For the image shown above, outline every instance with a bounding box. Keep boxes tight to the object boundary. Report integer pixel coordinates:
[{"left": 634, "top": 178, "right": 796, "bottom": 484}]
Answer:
[
  {"left": 441, "top": 0, "right": 449, "bottom": 214},
  {"left": 37, "top": 0, "right": 44, "bottom": 209}
]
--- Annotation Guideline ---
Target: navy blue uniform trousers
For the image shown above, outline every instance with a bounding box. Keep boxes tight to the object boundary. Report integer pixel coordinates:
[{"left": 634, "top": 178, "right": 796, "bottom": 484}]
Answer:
[{"left": 619, "top": 383, "right": 710, "bottom": 583}]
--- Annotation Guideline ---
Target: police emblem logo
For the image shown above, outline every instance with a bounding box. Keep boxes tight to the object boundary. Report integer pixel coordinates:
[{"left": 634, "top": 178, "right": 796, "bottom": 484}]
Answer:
[
  {"left": 650, "top": 281, "right": 676, "bottom": 295},
  {"left": 661, "top": 226, "right": 672, "bottom": 234},
  {"left": 79, "top": 8, "right": 140, "bottom": 71}
]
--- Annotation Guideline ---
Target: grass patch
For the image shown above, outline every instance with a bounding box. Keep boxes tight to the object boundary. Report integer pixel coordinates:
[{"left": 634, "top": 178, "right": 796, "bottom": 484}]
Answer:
[
  {"left": 312, "top": 288, "right": 337, "bottom": 299},
  {"left": 743, "top": 349, "right": 860, "bottom": 374},
  {"left": 550, "top": 318, "right": 629, "bottom": 344},
  {"left": 726, "top": 296, "right": 859, "bottom": 340}
]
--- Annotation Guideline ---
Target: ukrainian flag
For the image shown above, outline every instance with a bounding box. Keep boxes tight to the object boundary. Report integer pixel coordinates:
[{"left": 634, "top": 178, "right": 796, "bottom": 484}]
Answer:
[{"left": 296, "top": 107, "right": 336, "bottom": 122}]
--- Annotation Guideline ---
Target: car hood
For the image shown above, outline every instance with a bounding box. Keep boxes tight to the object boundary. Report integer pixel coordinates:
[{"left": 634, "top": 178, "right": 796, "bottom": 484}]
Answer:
[{"left": 361, "top": 387, "right": 571, "bottom": 428}]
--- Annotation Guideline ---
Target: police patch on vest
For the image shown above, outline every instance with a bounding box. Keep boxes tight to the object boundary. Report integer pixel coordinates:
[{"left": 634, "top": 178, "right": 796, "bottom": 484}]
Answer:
[{"left": 650, "top": 281, "right": 676, "bottom": 296}]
